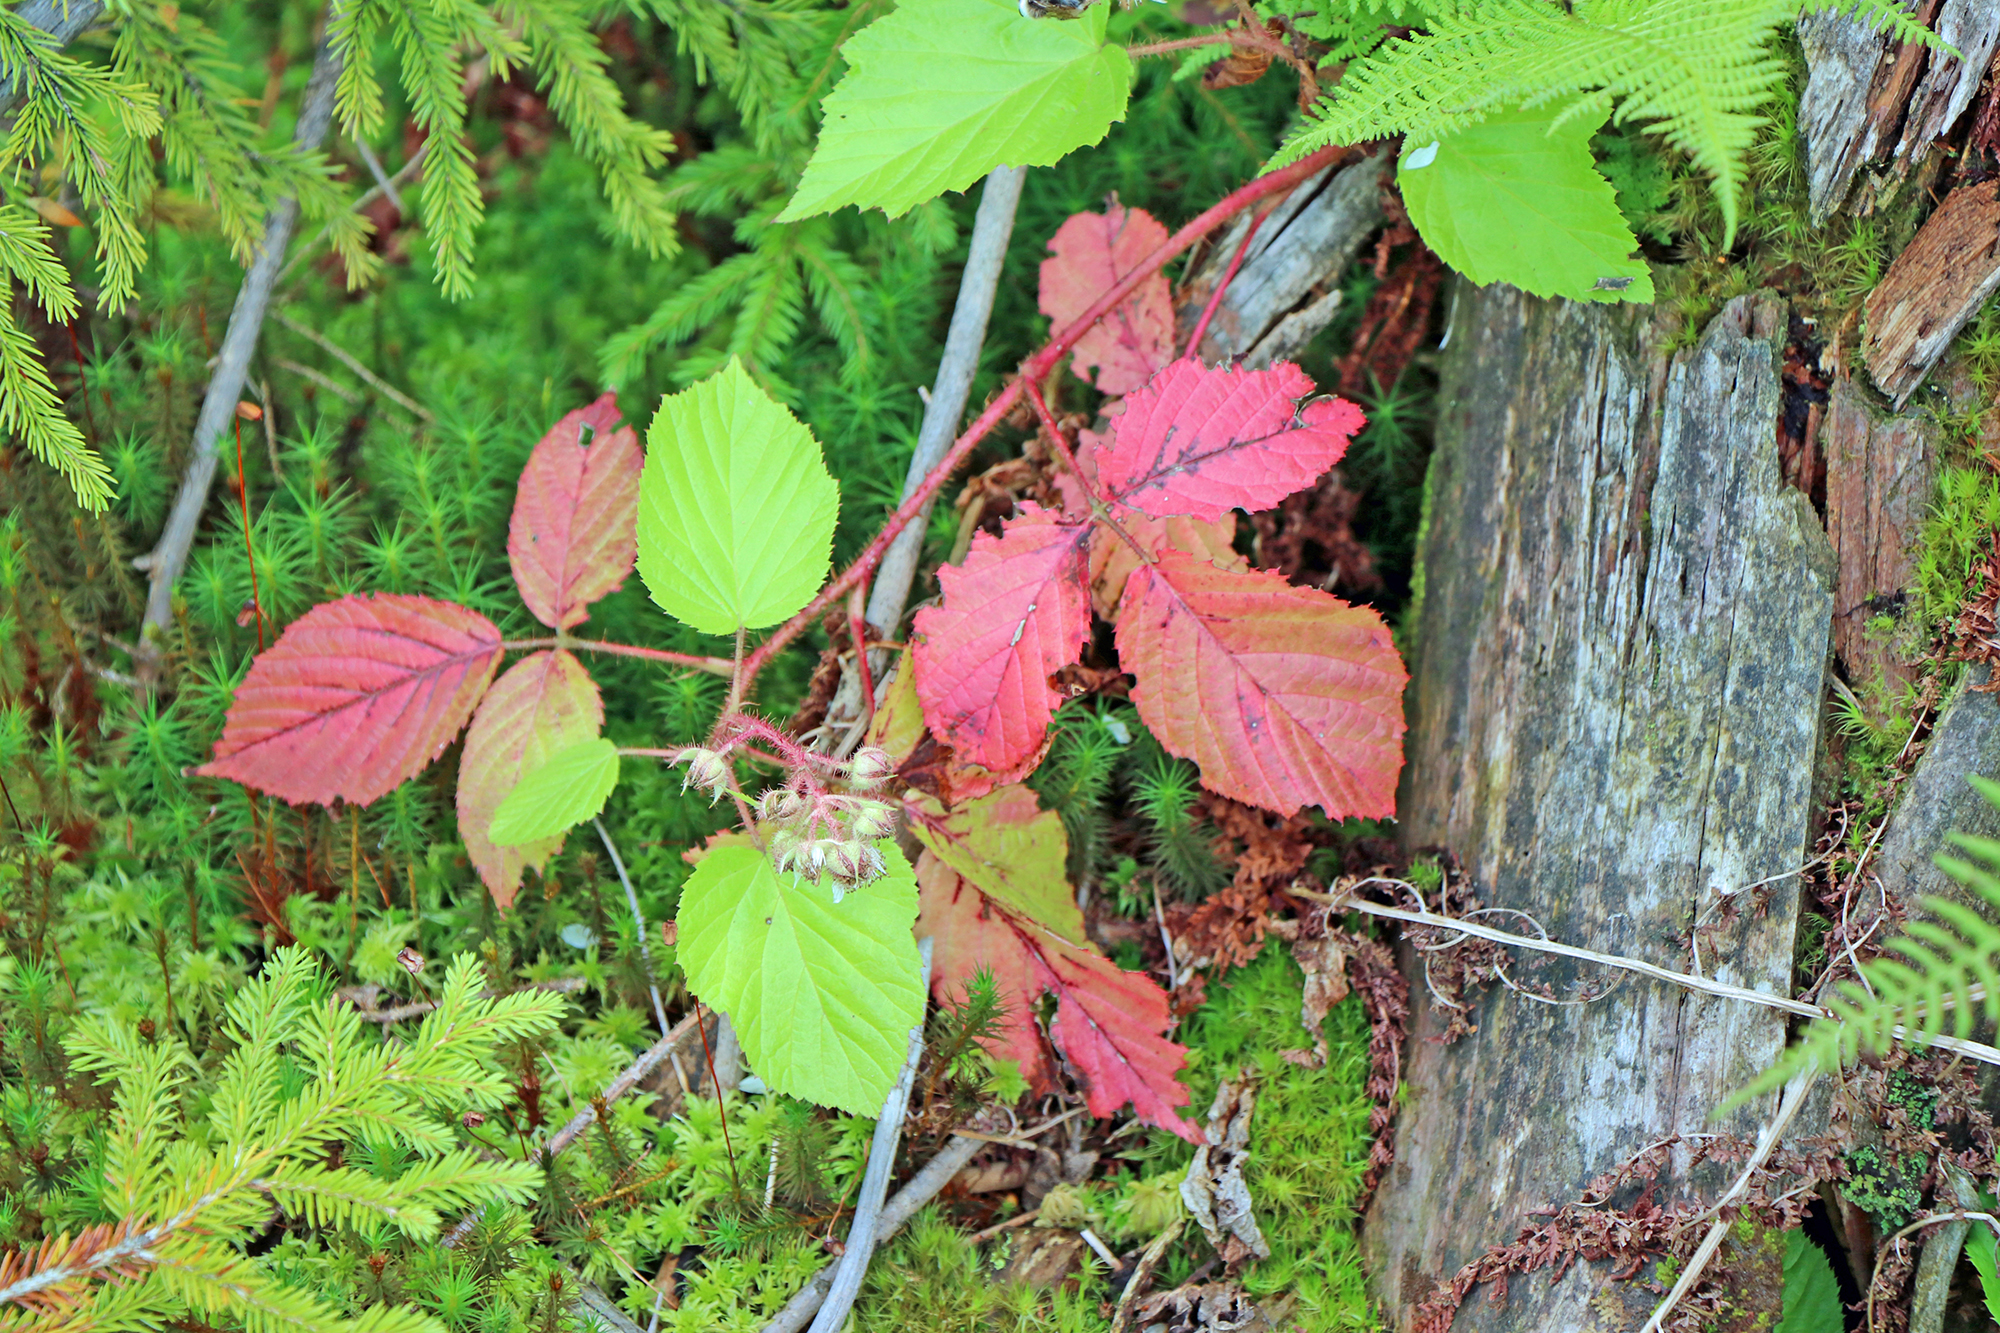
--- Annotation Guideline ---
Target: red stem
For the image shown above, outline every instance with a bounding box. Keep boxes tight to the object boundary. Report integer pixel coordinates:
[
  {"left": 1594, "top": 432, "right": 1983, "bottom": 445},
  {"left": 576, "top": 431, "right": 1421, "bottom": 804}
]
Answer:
[
  {"left": 1022, "top": 379, "right": 1152, "bottom": 566},
  {"left": 736, "top": 144, "right": 1347, "bottom": 696},
  {"left": 1185, "top": 207, "right": 1268, "bottom": 358},
  {"left": 847, "top": 582, "right": 876, "bottom": 736},
  {"left": 504, "top": 637, "right": 733, "bottom": 675},
  {"left": 234, "top": 416, "right": 266, "bottom": 650}
]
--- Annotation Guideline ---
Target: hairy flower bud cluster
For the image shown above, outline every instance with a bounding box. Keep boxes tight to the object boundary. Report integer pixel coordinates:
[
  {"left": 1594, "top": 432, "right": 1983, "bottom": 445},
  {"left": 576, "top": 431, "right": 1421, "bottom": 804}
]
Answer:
[
  {"left": 753, "top": 747, "right": 904, "bottom": 900},
  {"left": 673, "top": 746, "right": 732, "bottom": 803}
]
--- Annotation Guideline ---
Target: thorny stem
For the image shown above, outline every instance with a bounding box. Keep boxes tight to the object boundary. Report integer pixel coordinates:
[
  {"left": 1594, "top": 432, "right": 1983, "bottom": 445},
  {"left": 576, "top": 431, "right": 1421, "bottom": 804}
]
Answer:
[
  {"left": 692, "top": 998, "right": 743, "bottom": 1198},
  {"left": 233, "top": 415, "right": 266, "bottom": 651},
  {"left": 1185, "top": 207, "right": 1268, "bottom": 357},
  {"left": 1021, "top": 378, "right": 1152, "bottom": 566},
  {"left": 1124, "top": 31, "right": 1241, "bottom": 58},
  {"left": 735, "top": 144, "right": 1349, "bottom": 697},
  {"left": 504, "top": 637, "right": 733, "bottom": 675}
]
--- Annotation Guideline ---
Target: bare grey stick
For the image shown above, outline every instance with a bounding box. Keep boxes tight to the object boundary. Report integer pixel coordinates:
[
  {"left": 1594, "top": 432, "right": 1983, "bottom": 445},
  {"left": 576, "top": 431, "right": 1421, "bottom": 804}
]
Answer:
[
  {"left": 863, "top": 165, "right": 1026, "bottom": 638},
  {"left": 803, "top": 939, "right": 935, "bottom": 1333},
  {"left": 762, "top": 1133, "right": 984, "bottom": 1333},
  {"left": 137, "top": 37, "right": 343, "bottom": 666},
  {"left": 596, "top": 817, "right": 672, "bottom": 1037},
  {"left": 543, "top": 1007, "right": 706, "bottom": 1158}
]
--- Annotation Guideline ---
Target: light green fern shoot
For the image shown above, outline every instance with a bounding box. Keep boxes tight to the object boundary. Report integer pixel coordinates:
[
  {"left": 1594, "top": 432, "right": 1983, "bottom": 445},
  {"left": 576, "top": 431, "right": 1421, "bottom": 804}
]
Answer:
[
  {"left": 0, "top": 949, "right": 563, "bottom": 1333},
  {"left": 1739, "top": 776, "right": 2000, "bottom": 1102},
  {"left": 1272, "top": 0, "right": 1943, "bottom": 248}
]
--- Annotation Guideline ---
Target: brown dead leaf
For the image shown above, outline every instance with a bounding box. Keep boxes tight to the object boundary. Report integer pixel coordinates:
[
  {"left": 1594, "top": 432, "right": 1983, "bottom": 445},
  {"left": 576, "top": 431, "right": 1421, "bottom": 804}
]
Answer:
[
  {"left": 1180, "top": 1074, "right": 1270, "bottom": 1263},
  {"left": 1268, "top": 916, "right": 1350, "bottom": 1067}
]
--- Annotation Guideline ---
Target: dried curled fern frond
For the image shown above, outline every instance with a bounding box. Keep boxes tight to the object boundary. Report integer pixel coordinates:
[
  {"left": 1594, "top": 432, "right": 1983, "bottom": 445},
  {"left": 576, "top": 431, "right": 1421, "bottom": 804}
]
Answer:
[
  {"left": 0, "top": 948, "right": 564, "bottom": 1333},
  {"left": 1273, "top": 0, "right": 1944, "bottom": 248},
  {"left": 1739, "top": 776, "right": 2000, "bottom": 1102}
]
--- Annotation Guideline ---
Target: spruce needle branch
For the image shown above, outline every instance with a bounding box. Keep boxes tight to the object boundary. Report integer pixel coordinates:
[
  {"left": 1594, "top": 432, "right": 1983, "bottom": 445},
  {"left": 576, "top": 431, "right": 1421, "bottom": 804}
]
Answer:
[{"left": 737, "top": 144, "right": 1349, "bottom": 695}]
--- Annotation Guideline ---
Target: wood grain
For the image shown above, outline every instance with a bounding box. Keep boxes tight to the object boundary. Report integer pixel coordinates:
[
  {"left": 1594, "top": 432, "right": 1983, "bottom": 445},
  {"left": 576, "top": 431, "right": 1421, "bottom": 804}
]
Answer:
[
  {"left": 1366, "top": 287, "right": 1834, "bottom": 1330},
  {"left": 1174, "top": 149, "right": 1388, "bottom": 369},
  {"left": 1863, "top": 180, "right": 2000, "bottom": 404},
  {"left": 1825, "top": 376, "right": 1936, "bottom": 691}
]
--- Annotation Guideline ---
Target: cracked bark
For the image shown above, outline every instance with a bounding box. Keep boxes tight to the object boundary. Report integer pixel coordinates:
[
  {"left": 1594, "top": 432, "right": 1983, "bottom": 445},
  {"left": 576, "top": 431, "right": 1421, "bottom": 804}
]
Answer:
[{"left": 1367, "top": 286, "right": 1834, "bottom": 1329}]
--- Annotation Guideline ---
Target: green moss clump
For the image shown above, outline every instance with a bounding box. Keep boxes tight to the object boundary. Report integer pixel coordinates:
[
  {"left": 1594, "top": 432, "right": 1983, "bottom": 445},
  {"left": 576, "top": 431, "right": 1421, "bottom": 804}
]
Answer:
[
  {"left": 1841, "top": 1142, "right": 1925, "bottom": 1232},
  {"left": 1159, "top": 947, "right": 1381, "bottom": 1330}
]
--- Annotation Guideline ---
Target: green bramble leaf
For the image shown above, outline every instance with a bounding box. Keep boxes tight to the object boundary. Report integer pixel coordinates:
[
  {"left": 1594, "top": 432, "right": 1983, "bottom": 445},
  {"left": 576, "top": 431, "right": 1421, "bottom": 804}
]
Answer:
[
  {"left": 1776, "top": 1230, "right": 1841, "bottom": 1333},
  {"left": 675, "top": 842, "right": 924, "bottom": 1115},
  {"left": 489, "top": 737, "right": 620, "bottom": 846},
  {"left": 776, "top": 0, "right": 1133, "bottom": 222},
  {"left": 1966, "top": 1203, "right": 2000, "bottom": 1324},
  {"left": 636, "top": 358, "right": 839, "bottom": 636},
  {"left": 1398, "top": 103, "right": 1653, "bottom": 305}
]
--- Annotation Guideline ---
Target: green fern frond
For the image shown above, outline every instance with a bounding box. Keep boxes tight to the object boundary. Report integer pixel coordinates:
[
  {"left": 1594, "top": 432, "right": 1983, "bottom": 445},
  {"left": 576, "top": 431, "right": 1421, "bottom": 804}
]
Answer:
[
  {"left": 1273, "top": 0, "right": 1944, "bottom": 248},
  {"left": 1738, "top": 775, "right": 2000, "bottom": 1102}
]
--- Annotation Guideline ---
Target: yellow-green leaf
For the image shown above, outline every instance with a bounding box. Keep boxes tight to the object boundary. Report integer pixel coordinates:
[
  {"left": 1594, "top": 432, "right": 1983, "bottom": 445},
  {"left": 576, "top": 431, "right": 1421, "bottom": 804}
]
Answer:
[{"left": 636, "top": 359, "right": 840, "bottom": 637}]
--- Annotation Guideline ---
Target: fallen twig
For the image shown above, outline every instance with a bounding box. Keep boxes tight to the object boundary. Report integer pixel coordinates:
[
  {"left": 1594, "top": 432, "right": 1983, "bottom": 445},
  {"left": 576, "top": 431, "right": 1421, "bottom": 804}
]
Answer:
[
  {"left": 1314, "top": 884, "right": 2000, "bottom": 1068},
  {"left": 968, "top": 1208, "right": 1041, "bottom": 1244},
  {"left": 1639, "top": 1068, "right": 1818, "bottom": 1333},
  {"left": 271, "top": 308, "right": 431, "bottom": 420},
  {"left": 1110, "top": 1220, "right": 1184, "bottom": 1333},
  {"left": 863, "top": 164, "right": 1026, "bottom": 641},
  {"left": 761, "top": 1133, "right": 985, "bottom": 1333},
  {"left": 137, "top": 36, "right": 344, "bottom": 672},
  {"left": 597, "top": 818, "right": 671, "bottom": 1037},
  {"left": 804, "top": 940, "right": 936, "bottom": 1333},
  {"left": 339, "top": 975, "right": 585, "bottom": 1023}
]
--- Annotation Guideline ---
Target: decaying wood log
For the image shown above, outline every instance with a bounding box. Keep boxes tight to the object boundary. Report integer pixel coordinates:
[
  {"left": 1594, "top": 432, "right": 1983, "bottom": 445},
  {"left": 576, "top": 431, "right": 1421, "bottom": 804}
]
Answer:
[
  {"left": 1174, "top": 149, "right": 1389, "bottom": 369},
  {"left": 1366, "top": 288, "right": 1834, "bottom": 1330},
  {"left": 1872, "top": 665, "right": 2000, "bottom": 919},
  {"left": 1894, "top": 4, "right": 2000, "bottom": 164},
  {"left": 1797, "top": 2, "right": 1996, "bottom": 223},
  {"left": 1863, "top": 179, "right": 2000, "bottom": 404},
  {"left": 1825, "top": 376, "right": 1937, "bottom": 691},
  {"left": 1799, "top": 3, "right": 1936, "bottom": 223}
]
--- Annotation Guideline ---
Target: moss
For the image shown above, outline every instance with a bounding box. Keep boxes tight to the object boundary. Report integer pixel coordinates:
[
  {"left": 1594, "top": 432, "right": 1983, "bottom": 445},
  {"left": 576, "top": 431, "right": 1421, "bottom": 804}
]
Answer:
[
  {"left": 1154, "top": 947, "right": 1381, "bottom": 1330},
  {"left": 1842, "top": 1143, "right": 1926, "bottom": 1232},
  {"left": 854, "top": 1208, "right": 1113, "bottom": 1333}
]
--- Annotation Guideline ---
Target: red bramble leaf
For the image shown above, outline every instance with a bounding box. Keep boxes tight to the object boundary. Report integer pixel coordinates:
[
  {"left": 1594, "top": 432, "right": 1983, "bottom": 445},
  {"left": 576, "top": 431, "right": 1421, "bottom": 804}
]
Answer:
[
  {"left": 1062, "top": 425, "right": 1245, "bottom": 618},
  {"left": 1116, "top": 551, "right": 1406, "bottom": 819},
  {"left": 1038, "top": 202, "right": 1176, "bottom": 397},
  {"left": 196, "top": 594, "right": 503, "bottom": 805},
  {"left": 509, "top": 392, "right": 643, "bottom": 629},
  {"left": 913, "top": 786, "right": 1200, "bottom": 1140},
  {"left": 912, "top": 503, "right": 1092, "bottom": 776},
  {"left": 457, "top": 649, "right": 604, "bottom": 909},
  {"left": 1095, "top": 358, "right": 1365, "bottom": 522}
]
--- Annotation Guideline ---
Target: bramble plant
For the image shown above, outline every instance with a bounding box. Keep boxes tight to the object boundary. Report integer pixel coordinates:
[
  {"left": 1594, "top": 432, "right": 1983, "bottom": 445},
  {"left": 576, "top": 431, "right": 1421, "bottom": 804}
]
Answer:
[{"left": 194, "top": 185, "right": 1408, "bottom": 1126}]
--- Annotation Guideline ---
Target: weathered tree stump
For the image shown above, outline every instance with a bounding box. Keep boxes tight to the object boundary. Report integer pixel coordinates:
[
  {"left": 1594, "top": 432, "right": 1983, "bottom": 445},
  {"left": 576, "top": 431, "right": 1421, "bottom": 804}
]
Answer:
[{"left": 1364, "top": 287, "right": 1836, "bottom": 1328}]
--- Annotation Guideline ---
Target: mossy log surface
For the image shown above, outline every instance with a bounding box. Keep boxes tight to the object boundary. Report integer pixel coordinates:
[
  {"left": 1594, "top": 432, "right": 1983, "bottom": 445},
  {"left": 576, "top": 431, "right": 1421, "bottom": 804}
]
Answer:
[{"left": 1366, "top": 287, "right": 1835, "bottom": 1329}]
